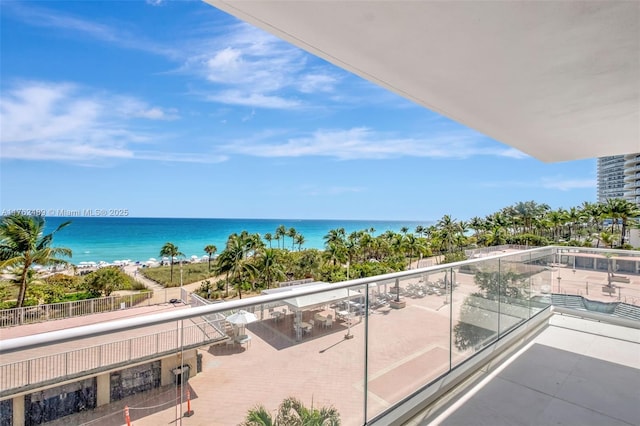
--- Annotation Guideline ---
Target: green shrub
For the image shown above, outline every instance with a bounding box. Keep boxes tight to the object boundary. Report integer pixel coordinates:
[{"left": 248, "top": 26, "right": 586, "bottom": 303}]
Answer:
[{"left": 83, "top": 267, "right": 134, "bottom": 297}]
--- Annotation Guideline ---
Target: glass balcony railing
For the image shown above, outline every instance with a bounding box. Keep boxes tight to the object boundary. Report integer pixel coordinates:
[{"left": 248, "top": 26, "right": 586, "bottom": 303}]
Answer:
[{"left": 1, "top": 246, "right": 638, "bottom": 425}]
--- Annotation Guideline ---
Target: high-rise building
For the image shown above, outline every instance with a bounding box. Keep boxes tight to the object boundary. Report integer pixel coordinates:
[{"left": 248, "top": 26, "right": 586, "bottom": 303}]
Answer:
[
  {"left": 597, "top": 153, "right": 640, "bottom": 207},
  {"left": 623, "top": 153, "right": 640, "bottom": 207},
  {"left": 597, "top": 155, "right": 625, "bottom": 202}
]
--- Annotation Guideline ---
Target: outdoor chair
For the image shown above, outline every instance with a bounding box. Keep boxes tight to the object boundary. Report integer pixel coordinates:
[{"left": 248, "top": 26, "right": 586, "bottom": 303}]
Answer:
[
  {"left": 304, "top": 322, "right": 313, "bottom": 335},
  {"left": 325, "top": 317, "right": 333, "bottom": 328}
]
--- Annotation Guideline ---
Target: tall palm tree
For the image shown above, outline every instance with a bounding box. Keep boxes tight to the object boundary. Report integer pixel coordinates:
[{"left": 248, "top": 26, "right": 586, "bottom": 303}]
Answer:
[
  {"left": 294, "top": 234, "right": 306, "bottom": 251},
  {"left": 275, "top": 225, "right": 287, "bottom": 249},
  {"left": 257, "top": 248, "right": 286, "bottom": 289},
  {"left": 287, "top": 227, "right": 297, "bottom": 250},
  {"left": 403, "top": 234, "right": 426, "bottom": 269},
  {"left": 264, "top": 232, "right": 273, "bottom": 248},
  {"left": 324, "top": 241, "right": 347, "bottom": 266},
  {"left": 159, "top": 242, "right": 183, "bottom": 283},
  {"left": 323, "top": 228, "right": 346, "bottom": 246},
  {"left": 220, "top": 233, "right": 259, "bottom": 298},
  {"left": 213, "top": 249, "right": 234, "bottom": 297},
  {"left": 437, "top": 214, "right": 460, "bottom": 253},
  {"left": 468, "top": 216, "right": 486, "bottom": 238},
  {"left": 607, "top": 198, "right": 640, "bottom": 246},
  {"left": 204, "top": 244, "right": 217, "bottom": 272},
  {"left": 0, "top": 213, "right": 72, "bottom": 308}
]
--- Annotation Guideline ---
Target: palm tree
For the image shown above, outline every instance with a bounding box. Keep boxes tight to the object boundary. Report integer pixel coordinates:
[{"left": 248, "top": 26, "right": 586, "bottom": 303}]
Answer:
[
  {"left": 608, "top": 198, "right": 640, "bottom": 246},
  {"left": 294, "top": 234, "right": 306, "bottom": 251},
  {"left": 323, "top": 228, "right": 346, "bottom": 246},
  {"left": 204, "top": 244, "right": 217, "bottom": 272},
  {"left": 324, "top": 241, "right": 347, "bottom": 266},
  {"left": 0, "top": 213, "right": 72, "bottom": 308},
  {"left": 159, "top": 242, "right": 183, "bottom": 283},
  {"left": 287, "top": 227, "right": 297, "bottom": 250},
  {"left": 437, "top": 214, "right": 460, "bottom": 253},
  {"left": 242, "top": 397, "right": 340, "bottom": 426},
  {"left": 257, "top": 248, "right": 286, "bottom": 289},
  {"left": 403, "top": 234, "right": 426, "bottom": 269},
  {"left": 264, "top": 233, "right": 273, "bottom": 248},
  {"left": 275, "top": 225, "right": 287, "bottom": 249},
  {"left": 213, "top": 249, "right": 234, "bottom": 297},
  {"left": 220, "top": 233, "right": 259, "bottom": 299}
]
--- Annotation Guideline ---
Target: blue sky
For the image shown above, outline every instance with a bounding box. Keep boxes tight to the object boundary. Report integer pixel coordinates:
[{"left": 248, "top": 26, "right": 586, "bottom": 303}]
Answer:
[{"left": 0, "top": 0, "right": 596, "bottom": 221}]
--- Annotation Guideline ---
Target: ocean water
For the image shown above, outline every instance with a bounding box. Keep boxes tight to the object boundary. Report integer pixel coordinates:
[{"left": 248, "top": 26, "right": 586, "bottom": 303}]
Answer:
[{"left": 43, "top": 217, "right": 429, "bottom": 264}]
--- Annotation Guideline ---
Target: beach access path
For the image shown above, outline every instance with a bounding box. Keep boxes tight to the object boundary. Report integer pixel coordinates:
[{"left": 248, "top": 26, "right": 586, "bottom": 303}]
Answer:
[{"left": 123, "top": 265, "right": 164, "bottom": 292}]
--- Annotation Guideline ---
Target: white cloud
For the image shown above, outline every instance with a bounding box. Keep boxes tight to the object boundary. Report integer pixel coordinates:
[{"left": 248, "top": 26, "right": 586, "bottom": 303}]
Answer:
[
  {"left": 207, "top": 91, "right": 301, "bottom": 110},
  {"left": 297, "top": 74, "right": 338, "bottom": 94},
  {"left": 146, "top": 0, "right": 165, "bottom": 6},
  {"left": 220, "top": 127, "right": 527, "bottom": 160},
  {"left": 184, "top": 23, "right": 340, "bottom": 108},
  {"left": 0, "top": 81, "right": 219, "bottom": 164},
  {"left": 5, "top": 2, "right": 176, "bottom": 58}
]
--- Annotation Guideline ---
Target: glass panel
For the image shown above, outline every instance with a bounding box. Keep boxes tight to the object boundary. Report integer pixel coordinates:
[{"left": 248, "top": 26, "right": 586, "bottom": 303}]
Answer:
[
  {"left": 189, "top": 295, "right": 367, "bottom": 426},
  {"left": 366, "top": 270, "right": 451, "bottom": 421},
  {"left": 5, "top": 294, "right": 365, "bottom": 425},
  {"left": 497, "top": 253, "right": 534, "bottom": 335},
  {"left": 451, "top": 258, "right": 499, "bottom": 367},
  {"left": 528, "top": 248, "right": 553, "bottom": 315}
]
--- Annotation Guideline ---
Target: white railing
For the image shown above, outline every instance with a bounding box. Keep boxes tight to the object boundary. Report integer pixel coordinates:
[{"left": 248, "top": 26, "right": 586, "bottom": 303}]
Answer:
[
  {"left": 0, "top": 293, "right": 153, "bottom": 328},
  {"left": 0, "top": 319, "right": 225, "bottom": 396}
]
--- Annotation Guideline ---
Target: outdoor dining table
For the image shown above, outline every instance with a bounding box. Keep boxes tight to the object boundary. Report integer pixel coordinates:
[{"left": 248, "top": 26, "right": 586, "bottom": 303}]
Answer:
[
  {"left": 300, "top": 322, "right": 312, "bottom": 333},
  {"left": 314, "top": 313, "right": 328, "bottom": 326},
  {"left": 271, "top": 311, "right": 284, "bottom": 322}
]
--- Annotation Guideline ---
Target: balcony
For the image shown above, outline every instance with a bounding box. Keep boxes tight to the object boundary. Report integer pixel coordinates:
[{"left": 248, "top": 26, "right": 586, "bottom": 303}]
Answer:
[{"left": 1, "top": 246, "right": 639, "bottom": 426}]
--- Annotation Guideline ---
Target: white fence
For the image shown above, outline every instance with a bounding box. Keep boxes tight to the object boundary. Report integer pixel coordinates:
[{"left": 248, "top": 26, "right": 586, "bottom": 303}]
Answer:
[
  {"left": 0, "top": 293, "right": 153, "bottom": 328},
  {"left": 0, "top": 319, "right": 225, "bottom": 396}
]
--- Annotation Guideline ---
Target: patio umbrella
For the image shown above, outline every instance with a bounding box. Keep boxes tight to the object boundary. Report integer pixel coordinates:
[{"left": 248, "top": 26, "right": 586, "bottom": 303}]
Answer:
[
  {"left": 225, "top": 310, "right": 258, "bottom": 325},
  {"left": 226, "top": 310, "right": 258, "bottom": 336}
]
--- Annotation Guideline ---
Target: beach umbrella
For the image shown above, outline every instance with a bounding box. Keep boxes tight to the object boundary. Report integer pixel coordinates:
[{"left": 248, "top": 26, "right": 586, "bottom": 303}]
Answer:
[{"left": 225, "top": 310, "right": 258, "bottom": 325}]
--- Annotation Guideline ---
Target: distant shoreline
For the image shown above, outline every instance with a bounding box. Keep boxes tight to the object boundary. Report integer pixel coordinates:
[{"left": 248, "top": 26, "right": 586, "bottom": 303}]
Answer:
[{"left": 42, "top": 216, "right": 430, "bottom": 265}]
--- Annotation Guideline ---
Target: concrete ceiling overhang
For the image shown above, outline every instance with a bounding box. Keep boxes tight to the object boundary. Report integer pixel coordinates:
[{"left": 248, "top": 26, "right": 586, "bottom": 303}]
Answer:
[{"left": 204, "top": 1, "right": 640, "bottom": 163}]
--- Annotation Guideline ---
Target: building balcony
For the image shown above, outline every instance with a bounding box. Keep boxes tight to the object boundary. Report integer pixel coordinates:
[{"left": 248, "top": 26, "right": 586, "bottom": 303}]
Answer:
[{"left": 1, "top": 246, "right": 639, "bottom": 426}]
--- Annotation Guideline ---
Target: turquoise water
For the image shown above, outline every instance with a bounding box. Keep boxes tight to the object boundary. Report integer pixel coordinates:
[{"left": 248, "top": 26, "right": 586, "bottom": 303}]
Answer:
[{"left": 44, "top": 217, "right": 429, "bottom": 264}]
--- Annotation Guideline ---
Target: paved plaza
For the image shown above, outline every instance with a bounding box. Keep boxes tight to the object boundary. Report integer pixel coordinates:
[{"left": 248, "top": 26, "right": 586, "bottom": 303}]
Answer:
[{"left": 2, "top": 264, "right": 639, "bottom": 425}]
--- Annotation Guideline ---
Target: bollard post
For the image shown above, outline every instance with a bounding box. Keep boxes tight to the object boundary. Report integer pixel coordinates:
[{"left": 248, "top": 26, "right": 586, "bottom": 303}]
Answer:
[
  {"left": 184, "top": 388, "right": 194, "bottom": 417},
  {"left": 124, "top": 406, "right": 131, "bottom": 426}
]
